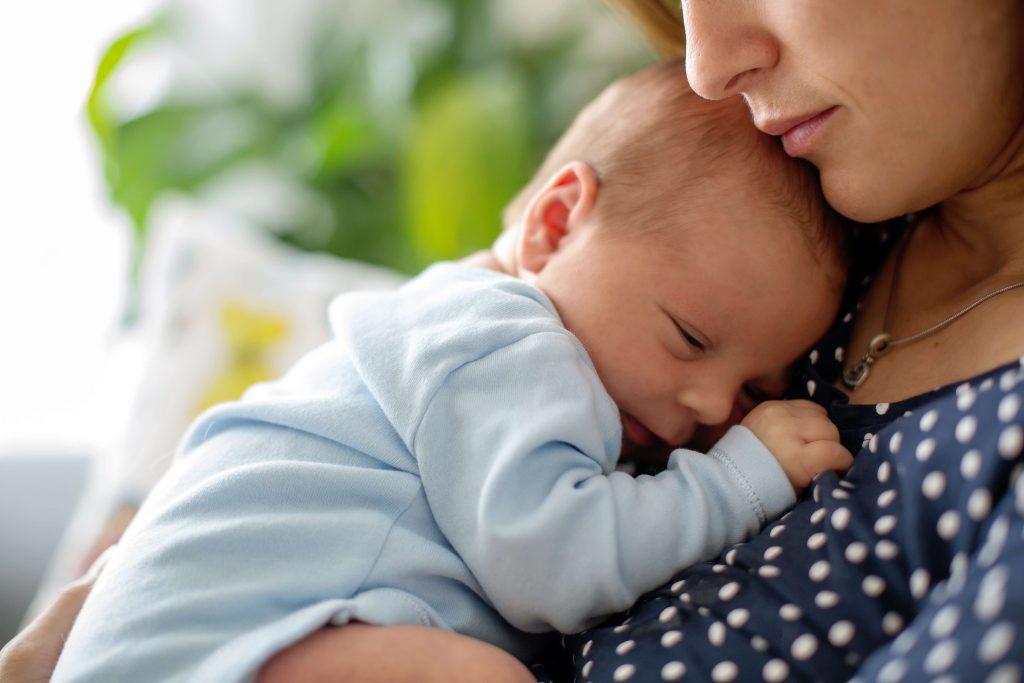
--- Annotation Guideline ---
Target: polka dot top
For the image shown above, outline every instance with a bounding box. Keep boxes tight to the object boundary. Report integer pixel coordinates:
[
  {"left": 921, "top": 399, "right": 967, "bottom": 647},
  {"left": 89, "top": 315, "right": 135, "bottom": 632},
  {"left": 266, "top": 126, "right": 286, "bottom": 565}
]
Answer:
[{"left": 547, "top": 224, "right": 1024, "bottom": 683}]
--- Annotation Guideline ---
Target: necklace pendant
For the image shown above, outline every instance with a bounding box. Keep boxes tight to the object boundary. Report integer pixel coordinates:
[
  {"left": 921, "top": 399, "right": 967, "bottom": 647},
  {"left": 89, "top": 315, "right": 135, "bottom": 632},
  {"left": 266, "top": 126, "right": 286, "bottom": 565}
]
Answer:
[{"left": 842, "top": 359, "right": 871, "bottom": 390}]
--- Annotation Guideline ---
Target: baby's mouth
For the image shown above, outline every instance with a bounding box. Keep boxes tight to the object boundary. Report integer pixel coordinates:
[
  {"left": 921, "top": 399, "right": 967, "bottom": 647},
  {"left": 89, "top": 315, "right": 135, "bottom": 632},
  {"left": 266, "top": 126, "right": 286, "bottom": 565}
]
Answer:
[{"left": 621, "top": 412, "right": 661, "bottom": 449}]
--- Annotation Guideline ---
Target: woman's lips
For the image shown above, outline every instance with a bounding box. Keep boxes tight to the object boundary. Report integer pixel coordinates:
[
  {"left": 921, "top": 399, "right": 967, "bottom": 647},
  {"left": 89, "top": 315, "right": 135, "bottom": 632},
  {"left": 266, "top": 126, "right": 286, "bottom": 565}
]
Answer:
[{"left": 759, "top": 106, "right": 839, "bottom": 157}]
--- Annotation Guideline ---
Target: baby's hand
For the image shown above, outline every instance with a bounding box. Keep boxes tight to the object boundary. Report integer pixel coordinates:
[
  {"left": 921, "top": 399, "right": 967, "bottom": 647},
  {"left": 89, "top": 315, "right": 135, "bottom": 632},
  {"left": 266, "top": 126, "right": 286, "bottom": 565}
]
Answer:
[{"left": 740, "top": 399, "right": 853, "bottom": 494}]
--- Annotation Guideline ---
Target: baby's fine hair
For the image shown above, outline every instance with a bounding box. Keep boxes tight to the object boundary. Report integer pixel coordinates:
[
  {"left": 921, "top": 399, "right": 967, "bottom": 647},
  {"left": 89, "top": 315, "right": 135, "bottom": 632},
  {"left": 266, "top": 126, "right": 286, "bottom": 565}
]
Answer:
[{"left": 503, "top": 59, "right": 850, "bottom": 270}]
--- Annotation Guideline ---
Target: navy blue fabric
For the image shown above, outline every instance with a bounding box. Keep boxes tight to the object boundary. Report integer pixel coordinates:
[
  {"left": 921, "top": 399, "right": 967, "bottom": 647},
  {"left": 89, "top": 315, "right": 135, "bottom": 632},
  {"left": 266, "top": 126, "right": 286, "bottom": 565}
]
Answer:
[{"left": 547, "top": 225, "right": 1024, "bottom": 682}]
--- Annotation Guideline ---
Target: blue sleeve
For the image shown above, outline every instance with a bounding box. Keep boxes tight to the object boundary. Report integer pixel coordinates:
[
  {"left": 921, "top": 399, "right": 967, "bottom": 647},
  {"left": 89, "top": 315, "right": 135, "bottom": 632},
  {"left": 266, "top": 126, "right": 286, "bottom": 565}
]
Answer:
[
  {"left": 415, "top": 330, "right": 795, "bottom": 635},
  {"left": 851, "top": 482, "right": 1024, "bottom": 682}
]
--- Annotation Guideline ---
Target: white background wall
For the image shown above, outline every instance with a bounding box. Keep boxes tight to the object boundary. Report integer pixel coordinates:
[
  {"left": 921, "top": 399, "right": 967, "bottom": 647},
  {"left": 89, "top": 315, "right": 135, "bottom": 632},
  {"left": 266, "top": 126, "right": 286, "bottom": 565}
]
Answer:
[{"left": 0, "top": 1, "right": 160, "bottom": 449}]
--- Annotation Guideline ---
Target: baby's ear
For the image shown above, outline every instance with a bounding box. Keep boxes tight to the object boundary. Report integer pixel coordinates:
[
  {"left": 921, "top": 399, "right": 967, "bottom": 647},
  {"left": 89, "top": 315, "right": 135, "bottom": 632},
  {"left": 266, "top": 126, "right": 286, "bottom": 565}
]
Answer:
[{"left": 516, "top": 161, "right": 600, "bottom": 274}]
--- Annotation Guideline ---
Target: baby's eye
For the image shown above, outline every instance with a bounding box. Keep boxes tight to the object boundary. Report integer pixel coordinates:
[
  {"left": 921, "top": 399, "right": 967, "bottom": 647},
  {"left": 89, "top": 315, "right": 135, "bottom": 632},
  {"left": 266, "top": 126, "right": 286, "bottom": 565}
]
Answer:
[
  {"left": 669, "top": 317, "right": 705, "bottom": 352},
  {"left": 681, "top": 329, "right": 705, "bottom": 351}
]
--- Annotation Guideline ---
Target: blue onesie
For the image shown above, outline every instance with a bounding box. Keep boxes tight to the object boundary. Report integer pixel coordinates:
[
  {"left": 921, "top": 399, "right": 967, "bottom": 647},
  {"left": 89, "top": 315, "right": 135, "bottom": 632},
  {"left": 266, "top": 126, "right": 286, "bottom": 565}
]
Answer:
[{"left": 52, "top": 263, "right": 795, "bottom": 683}]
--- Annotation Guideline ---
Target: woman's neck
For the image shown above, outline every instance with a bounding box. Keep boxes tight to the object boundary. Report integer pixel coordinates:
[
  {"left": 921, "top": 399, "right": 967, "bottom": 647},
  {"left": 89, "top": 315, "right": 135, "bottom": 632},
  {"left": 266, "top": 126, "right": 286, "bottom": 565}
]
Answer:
[{"left": 926, "top": 122, "right": 1024, "bottom": 287}]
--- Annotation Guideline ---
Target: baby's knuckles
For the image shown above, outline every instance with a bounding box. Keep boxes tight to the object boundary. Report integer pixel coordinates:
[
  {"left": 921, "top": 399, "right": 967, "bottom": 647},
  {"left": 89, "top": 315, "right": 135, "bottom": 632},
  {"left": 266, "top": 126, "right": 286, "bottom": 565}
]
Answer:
[{"left": 741, "top": 401, "right": 838, "bottom": 492}]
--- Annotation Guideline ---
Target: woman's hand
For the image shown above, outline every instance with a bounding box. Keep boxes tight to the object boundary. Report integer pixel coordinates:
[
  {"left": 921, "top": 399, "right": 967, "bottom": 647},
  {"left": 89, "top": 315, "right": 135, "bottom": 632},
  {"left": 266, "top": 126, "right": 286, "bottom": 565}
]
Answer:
[{"left": 0, "top": 549, "right": 111, "bottom": 683}]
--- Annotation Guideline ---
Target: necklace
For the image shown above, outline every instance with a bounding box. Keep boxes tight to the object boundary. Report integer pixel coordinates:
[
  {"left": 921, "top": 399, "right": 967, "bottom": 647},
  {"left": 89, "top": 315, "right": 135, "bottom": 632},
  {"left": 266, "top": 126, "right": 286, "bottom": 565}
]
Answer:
[{"left": 842, "top": 228, "right": 1024, "bottom": 390}]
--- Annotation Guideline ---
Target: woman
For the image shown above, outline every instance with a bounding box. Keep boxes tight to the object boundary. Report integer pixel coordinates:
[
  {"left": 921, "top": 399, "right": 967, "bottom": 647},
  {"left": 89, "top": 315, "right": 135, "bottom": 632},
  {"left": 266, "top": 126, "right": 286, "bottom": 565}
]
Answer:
[{"left": 5, "top": 1, "right": 1024, "bottom": 680}]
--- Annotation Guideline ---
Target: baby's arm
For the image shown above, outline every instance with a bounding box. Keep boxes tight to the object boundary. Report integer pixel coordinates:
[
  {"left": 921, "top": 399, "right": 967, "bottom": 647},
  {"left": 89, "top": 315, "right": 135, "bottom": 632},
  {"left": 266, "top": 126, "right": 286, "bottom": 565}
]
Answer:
[{"left": 415, "top": 331, "right": 799, "bottom": 635}]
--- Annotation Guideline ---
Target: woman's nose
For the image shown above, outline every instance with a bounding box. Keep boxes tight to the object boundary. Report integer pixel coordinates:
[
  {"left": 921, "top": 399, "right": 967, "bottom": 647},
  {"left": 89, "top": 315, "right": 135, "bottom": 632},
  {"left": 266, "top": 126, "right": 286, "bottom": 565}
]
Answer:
[{"left": 681, "top": 0, "right": 778, "bottom": 101}]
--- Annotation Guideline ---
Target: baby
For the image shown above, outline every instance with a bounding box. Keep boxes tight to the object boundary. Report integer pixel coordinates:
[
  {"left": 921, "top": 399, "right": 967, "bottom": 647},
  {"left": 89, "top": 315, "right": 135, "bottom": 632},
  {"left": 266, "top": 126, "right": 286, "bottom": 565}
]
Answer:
[{"left": 53, "top": 60, "right": 852, "bottom": 682}]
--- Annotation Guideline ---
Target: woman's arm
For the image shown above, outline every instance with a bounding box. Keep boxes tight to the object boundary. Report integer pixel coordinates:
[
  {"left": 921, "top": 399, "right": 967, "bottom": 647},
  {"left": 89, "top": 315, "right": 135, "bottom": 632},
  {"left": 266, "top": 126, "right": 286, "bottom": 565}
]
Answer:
[{"left": 257, "top": 624, "right": 535, "bottom": 683}]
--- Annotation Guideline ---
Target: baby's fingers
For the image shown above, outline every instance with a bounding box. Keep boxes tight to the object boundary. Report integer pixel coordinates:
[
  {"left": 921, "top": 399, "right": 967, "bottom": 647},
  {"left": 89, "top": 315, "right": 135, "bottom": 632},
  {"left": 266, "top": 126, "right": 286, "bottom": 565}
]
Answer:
[{"left": 803, "top": 439, "right": 854, "bottom": 475}]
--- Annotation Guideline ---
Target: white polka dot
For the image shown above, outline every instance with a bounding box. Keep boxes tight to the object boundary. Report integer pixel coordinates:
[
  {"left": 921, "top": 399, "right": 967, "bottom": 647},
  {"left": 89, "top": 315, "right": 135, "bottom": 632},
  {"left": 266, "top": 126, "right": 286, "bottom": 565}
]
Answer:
[
  {"left": 878, "top": 489, "right": 898, "bottom": 508},
  {"left": 750, "top": 636, "right": 769, "bottom": 652},
  {"left": 780, "top": 604, "right": 802, "bottom": 621},
  {"left": 930, "top": 605, "right": 961, "bottom": 639},
  {"left": 708, "top": 622, "right": 726, "bottom": 646},
  {"left": 969, "top": 488, "right": 993, "bottom": 521},
  {"left": 815, "top": 590, "right": 839, "bottom": 609},
  {"left": 808, "top": 532, "right": 827, "bottom": 550},
  {"left": 661, "top": 661, "right": 686, "bottom": 681},
  {"left": 889, "top": 433, "right": 903, "bottom": 454},
  {"left": 811, "top": 508, "right": 827, "bottom": 524},
  {"left": 845, "top": 541, "right": 869, "bottom": 563},
  {"left": 828, "top": 620, "right": 855, "bottom": 647},
  {"left": 863, "top": 574, "right": 886, "bottom": 597},
  {"left": 725, "top": 549, "right": 738, "bottom": 565},
  {"left": 614, "top": 663, "right": 636, "bottom": 681},
  {"left": 764, "top": 546, "right": 783, "bottom": 561},
  {"left": 831, "top": 507, "right": 851, "bottom": 531},
  {"left": 976, "top": 565, "right": 1009, "bottom": 621},
  {"left": 876, "top": 539, "right": 900, "bottom": 560},
  {"left": 582, "top": 660, "right": 594, "bottom": 677},
  {"left": 614, "top": 623, "right": 631, "bottom": 633},
  {"left": 923, "top": 471, "right": 947, "bottom": 499},
  {"left": 948, "top": 553, "right": 969, "bottom": 594},
  {"left": 660, "top": 606, "right": 679, "bottom": 623},
  {"left": 840, "top": 479, "right": 856, "bottom": 490},
  {"left": 679, "top": 593, "right": 692, "bottom": 604},
  {"left": 999, "top": 425, "right": 1023, "bottom": 459},
  {"left": 980, "top": 622, "right": 1016, "bottom": 663},
  {"left": 843, "top": 312, "right": 853, "bottom": 323},
  {"left": 809, "top": 349, "right": 819, "bottom": 364},
  {"left": 893, "top": 628, "right": 917, "bottom": 654},
  {"left": 916, "top": 438, "right": 937, "bottom": 462},
  {"left": 769, "top": 524, "right": 786, "bottom": 538},
  {"left": 876, "top": 402, "right": 890, "bottom": 415},
  {"left": 661, "top": 630, "right": 683, "bottom": 648},
  {"left": 920, "top": 410, "right": 939, "bottom": 432},
  {"left": 883, "top": 611, "right": 905, "bottom": 636},
  {"left": 726, "top": 608, "right": 750, "bottom": 628},
  {"left": 759, "top": 565, "right": 780, "bottom": 578},
  {"left": 807, "top": 380, "right": 817, "bottom": 397},
  {"left": 616, "top": 640, "right": 636, "bottom": 655},
  {"left": 980, "top": 519, "right": 1010, "bottom": 567},
  {"left": 1001, "top": 370, "right": 1019, "bottom": 391},
  {"left": 923, "top": 639, "right": 958, "bottom": 674},
  {"left": 962, "top": 449, "right": 983, "bottom": 480},
  {"left": 810, "top": 560, "right": 831, "bottom": 582},
  {"left": 835, "top": 346, "right": 845, "bottom": 362},
  {"left": 999, "top": 394, "right": 1021, "bottom": 423},
  {"left": 957, "top": 388, "right": 977, "bottom": 411},
  {"left": 982, "top": 378, "right": 996, "bottom": 392},
  {"left": 582, "top": 639, "right": 593, "bottom": 657},
  {"left": 671, "top": 579, "right": 686, "bottom": 593},
  {"left": 878, "top": 659, "right": 908, "bottom": 683},
  {"left": 762, "top": 659, "right": 789, "bottom": 683},
  {"left": 910, "top": 568, "right": 931, "bottom": 599},
  {"left": 986, "top": 663, "right": 1022, "bottom": 683},
  {"left": 712, "top": 563, "right": 727, "bottom": 574},
  {"left": 875, "top": 514, "right": 897, "bottom": 535},
  {"left": 718, "top": 582, "right": 741, "bottom": 602},
  {"left": 937, "top": 510, "right": 961, "bottom": 540},
  {"left": 711, "top": 661, "right": 738, "bottom": 682},
  {"left": 833, "top": 487, "right": 851, "bottom": 500},
  {"left": 956, "top": 415, "right": 978, "bottom": 443},
  {"left": 791, "top": 633, "right": 818, "bottom": 660}
]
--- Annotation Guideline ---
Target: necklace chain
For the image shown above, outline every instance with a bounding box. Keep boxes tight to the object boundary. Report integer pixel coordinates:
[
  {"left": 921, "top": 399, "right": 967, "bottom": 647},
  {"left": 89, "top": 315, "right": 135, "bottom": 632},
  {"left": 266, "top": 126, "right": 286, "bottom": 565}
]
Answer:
[{"left": 842, "top": 227, "right": 1024, "bottom": 390}]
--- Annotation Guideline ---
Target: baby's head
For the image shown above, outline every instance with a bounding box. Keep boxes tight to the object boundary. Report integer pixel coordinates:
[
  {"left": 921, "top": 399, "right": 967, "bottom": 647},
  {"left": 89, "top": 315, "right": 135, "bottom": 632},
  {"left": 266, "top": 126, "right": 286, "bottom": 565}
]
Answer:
[{"left": 503, "top": 60, "right": 848, "bottom": 458}]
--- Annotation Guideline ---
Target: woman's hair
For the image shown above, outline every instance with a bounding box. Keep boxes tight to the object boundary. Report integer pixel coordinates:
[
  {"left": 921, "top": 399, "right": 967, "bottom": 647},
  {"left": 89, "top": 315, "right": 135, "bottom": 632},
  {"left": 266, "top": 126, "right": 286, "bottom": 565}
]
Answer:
[{"left": 605, "top": 0, "right": 684, "bottom": 56}]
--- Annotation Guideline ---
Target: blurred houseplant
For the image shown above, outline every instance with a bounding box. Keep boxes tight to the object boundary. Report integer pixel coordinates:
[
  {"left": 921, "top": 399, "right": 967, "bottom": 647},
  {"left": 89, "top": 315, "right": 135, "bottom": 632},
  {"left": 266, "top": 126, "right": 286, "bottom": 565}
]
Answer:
[{"left": 87, "top": 0, "right": 652, "bottom": 285}]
